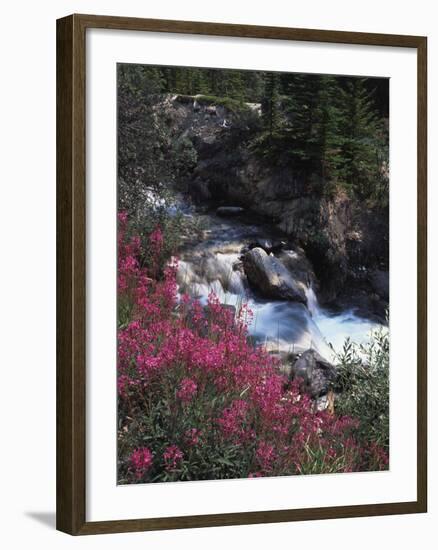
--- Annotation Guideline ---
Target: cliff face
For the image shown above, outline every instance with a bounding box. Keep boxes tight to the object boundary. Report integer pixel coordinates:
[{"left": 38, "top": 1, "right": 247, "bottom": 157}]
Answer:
[{"left": 164, "top": 95, "right": 389, "bottom": 311}]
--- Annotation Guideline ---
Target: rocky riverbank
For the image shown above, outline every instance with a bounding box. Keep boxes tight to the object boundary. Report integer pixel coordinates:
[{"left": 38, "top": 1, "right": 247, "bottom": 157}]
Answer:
[{"left": 161, "top": 94, "right": 389, "bottom": 317}]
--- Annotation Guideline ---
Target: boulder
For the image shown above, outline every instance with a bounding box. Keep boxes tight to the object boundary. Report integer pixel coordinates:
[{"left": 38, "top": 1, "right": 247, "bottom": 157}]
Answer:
[
  {"left": 291, "top": 349, "right": 337, "bottom": 398},
  {"left": 242, "top": 247, "right": 307, "bottom": 303},
  {"left": 248, "top": 238, "right": 286, "bottom": 254},
  {"left": 216, "top": 206, "right": 245, "bottom": 217}
]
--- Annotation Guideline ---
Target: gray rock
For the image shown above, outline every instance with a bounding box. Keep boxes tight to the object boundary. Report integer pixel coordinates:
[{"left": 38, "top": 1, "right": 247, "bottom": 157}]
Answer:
[
  {"left": 291, "top": 349, "right": 337, "bottom": 398},
  {"left": 248, "top": 238, "right": 286, "bottom": 254},
  {"left": 216, "top": 206, "right": 245, "bottom": 217},
  {"left": 242, "top": 247, "right": 307, "bottom": 303},
  {"left": 278, "top": 249, "right": 315, "bottom": 289}
]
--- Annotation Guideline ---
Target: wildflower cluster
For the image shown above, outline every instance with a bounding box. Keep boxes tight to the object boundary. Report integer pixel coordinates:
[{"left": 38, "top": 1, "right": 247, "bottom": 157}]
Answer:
[{"left": 117, "top": 212, "right": 388, "bottom": 483}]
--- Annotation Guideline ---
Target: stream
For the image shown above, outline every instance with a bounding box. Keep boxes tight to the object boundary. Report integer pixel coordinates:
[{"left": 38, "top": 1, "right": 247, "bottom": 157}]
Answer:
[{"left": 173, "top": 196, "right": 383, "bottom": 362}]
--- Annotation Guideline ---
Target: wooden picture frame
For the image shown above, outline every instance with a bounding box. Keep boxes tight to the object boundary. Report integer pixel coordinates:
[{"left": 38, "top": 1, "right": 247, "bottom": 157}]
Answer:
[{"left": 57, "top": 13, "right": 427, "bottom": 535}]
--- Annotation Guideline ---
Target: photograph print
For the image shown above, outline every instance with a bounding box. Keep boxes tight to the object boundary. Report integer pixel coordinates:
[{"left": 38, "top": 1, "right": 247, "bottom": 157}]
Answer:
[{"left": 117, "top": 63, "right": 389, "bottom": 484}]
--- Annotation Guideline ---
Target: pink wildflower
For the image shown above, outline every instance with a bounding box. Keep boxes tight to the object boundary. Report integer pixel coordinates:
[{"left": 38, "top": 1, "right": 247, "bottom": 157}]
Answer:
[
  {"left": 185, "top": 428, "right": 202, "bottom": 446},
  {"left": 256, "top": 441, "right": 277, "bottom": 472},
  {"left": 163, "top": 445, "right": 184, "bottom": 471},
  {"left": 149, "top": 226, "right": 164, "bottom": 257},
  {"left": 217, "top": 400, "right": 249, "bottom": 441},
  {"left": 177, "top": 378, "right": 197, "bottom": 403},
  {"left": 130, "top": 447, "right": 153, "bottom": 479}
]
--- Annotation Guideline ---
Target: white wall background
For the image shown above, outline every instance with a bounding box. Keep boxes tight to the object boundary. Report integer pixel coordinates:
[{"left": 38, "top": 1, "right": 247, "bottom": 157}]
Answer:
[{"left": 0, "top": 0, "right": 435, "bottom": 547}]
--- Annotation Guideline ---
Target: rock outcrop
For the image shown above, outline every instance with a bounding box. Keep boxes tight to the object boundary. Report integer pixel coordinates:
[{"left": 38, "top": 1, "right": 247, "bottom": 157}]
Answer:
[
  {"left": 291, "top": 349, "right": 337, "bottom": 398},
  {"left": 242, "top": 247, "right": 307, "bottom": 303}
]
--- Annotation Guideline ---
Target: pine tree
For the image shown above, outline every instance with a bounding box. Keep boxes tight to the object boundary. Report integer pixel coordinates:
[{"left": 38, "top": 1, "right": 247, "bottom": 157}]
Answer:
[
  {"left": 243, "top": 71, "right": 264, "bottom": 103},
  {"left": 261, "top": 72, "right": 281, "bottom": 139},
  {"left": 312, "top": 75, "right": 345, "bottom": 188},
  {"left": 191, "top": 68, "right": 211, "bottom": 95},
  {"left": 337, "top": 78, "right": 385, "bottom": 199},
  {"left": 281, "top": 73, "right": 320, "bottom": 162}
]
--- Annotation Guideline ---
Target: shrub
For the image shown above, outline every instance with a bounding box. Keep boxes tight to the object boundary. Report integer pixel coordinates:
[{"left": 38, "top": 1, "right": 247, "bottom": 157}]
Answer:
[
  {"left": 334, "top": 328, "right": 389, "bottom": 450},
  {"left": 117, "top": 212, "right": 388, "bottom": 483}
]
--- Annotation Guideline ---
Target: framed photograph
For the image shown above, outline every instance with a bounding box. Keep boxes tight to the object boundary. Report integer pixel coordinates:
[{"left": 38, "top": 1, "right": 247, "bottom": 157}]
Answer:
[{"left": 56, "top": 14, "right": 427, "bottom": 535}]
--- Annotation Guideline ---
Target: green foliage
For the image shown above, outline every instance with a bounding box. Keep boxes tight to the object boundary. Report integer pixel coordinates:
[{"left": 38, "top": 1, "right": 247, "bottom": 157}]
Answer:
[
  {"left": 254, "top": 73, "right": 388, "bottom": 202},
  {"left": 118, "top": 65, "right": 199, "bottom": 218},
  {"left": 118, "top": 378, "right": 256, "bottom": 483},
  {"left": 160, "top": 66, "right": 260, "bottom": 102},
  {"left": 281, "top": 73, "right": 320, "bottom": 158},
  {"left": 261, "top": 72, "right": 281, "bottom": 139},
  {"left": 128, "top": 201, "right": 202, "bottom": 276},
  {"left": 195, "top": 94, "right": 249, "bottom": 113},
  {"left": 312, "top": 76, "right": 345, "bottom": 187},
  {"left": 117, "top": 64, "right": 171, "bottom": 215},
  {"left": 337, "top": 78, "right": 389, "bottom": 202},
  {"left": 334, "top": 328, "right": 389, "bottom": 448}
]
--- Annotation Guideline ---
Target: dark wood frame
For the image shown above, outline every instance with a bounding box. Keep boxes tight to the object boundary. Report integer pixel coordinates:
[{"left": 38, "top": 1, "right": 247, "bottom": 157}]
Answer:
[{"left": 57, "top": 13, "right": 428, "bottom": 535}]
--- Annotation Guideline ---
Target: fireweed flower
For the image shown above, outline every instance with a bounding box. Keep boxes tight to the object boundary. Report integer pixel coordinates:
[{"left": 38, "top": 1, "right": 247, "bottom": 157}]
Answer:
[
  {"left": 130, "top": 447, "right": 153, "bottom": 479},
  {"left": 217, "top": 399, "right": 249, "bottom": 441},
  {"left": 256, "top": 441, "right": 277, "bottom": 472},
  {"left": 185, "top": 428, "right": 202, "bottom": 446},
  {"left": 176, "top": 378, "right": 197, "bottom": 403},
  {"left": 149, "top": 226, "right": 164, "bottom": 257},
  {"left": 163, "top": 445, "right": 184, "bottom": 471}
]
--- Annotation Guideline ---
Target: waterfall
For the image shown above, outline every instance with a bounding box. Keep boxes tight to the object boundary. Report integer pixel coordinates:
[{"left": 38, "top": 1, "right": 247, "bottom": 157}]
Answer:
[{"left": 305, "top": 285, "right": 320, "bottom": 317}]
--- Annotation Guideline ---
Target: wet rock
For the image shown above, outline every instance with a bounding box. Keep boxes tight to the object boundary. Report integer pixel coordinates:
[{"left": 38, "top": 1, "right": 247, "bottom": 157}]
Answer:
[
  {"left": 242, "top": 247, "right": 307, "bottom": 303},
  {"left": 216, "top": 206, "right": 245, "bottom": 217},
  {"left": 248, "top": 238, "right": 286, "bottom": 254},
  {"left": 369, "top": 269, "right": 389, "bottom": 300},
  {"left": 232, "top": 259, "right": 244, "bottom": 273},
  {"left": 278, "top": 249, "right": 316, "bottom": 290},
  {"left": 191, "top": 179, "right": 211, "bottom": 201},
  {"left": 291, "top": 349, "right": 337, "bottom": 398}
]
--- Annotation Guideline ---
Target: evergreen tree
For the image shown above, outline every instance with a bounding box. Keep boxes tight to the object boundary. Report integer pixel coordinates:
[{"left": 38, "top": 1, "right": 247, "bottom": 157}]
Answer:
[
  {"left": 312, "top": 75, "right": 345, "bottom": 188},
  {"left": 243, "top": 71, "right": 264, "bottom": 102},
  {"left": 261, "top": 72, "right": 281, "bottom": 138},
  {"left": 191, "top": 68, "right": 211, "bottom": 95},
  {"left": 337, "top": 78, "right": 386, "bottom": 199},
  {"left": 117, "top": 64, "right": 169, "bottom": 214},
  {"left": 281, "top": 73, "right": 320, "bottom": 162}
]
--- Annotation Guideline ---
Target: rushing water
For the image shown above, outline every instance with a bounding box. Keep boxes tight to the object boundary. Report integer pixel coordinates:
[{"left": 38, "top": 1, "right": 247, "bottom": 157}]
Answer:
[{"left": 174, "top": 197, "right": 383, "bottom": 362}]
